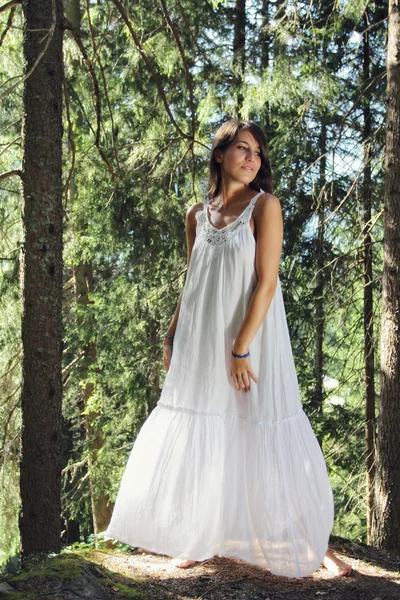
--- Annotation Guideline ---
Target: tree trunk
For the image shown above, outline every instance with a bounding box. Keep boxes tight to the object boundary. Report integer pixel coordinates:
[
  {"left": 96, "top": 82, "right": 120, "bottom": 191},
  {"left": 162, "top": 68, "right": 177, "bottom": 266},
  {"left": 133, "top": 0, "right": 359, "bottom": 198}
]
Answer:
[
  {"left": 370, "top": 0, "right": 400, "bottom": 551},
  {"left": 312, "top": 121, "right": 326, "bottom": 435},
  {"left": 19, "top": 0, "right": 64, "bottom": 556},
  {"left": 362, "top": 8, "right": 376, "bottom": 544},
  {"left": 273, "top": 0, "right": 285, "bottom": 61},
  {"left": 64, "top": 0, "right": 113, "bottom": 543},
  {"left": 232, "top": 0, "right": 246, "bottom": 117},
  {"left": 260, "top": 0, "right": 271, "bottom": 134},
  {"left": 73, "top": 264, "right": 113, "bottom": 541}
]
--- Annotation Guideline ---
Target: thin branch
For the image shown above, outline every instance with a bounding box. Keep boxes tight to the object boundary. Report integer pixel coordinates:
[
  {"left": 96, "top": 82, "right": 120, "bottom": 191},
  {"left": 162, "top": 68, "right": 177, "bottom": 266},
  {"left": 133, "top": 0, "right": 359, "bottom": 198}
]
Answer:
[
  {"left": 0, "top": 397, "right": 20, "bottom": 468},
  {"left": 61, "top": 455, "right": 89, "bottom": 476},
  {"left": 0, "top": 348, "right": 21, "bottom": 383},
  {"left": 0, "top": 0, "right": 20, "bottom": 14},
  {"left": 159, "top": 0, "right": 195, "bottom": 139},
  {"left": 0, "top": 169, "right": 23, "bottom": 181},
  {"left": 85, "top": 0, "right": 121, "bottom": 177},
  {"left": 0, "top": 135, "right": 21, "bottom": 157},
  {"left": 62, "top": 78, "right": 75, "bottom": 218},
  {"left": 0, "top": 3, "right": 18, "bottom": 49},
  {"left": 111, "top": 0, "right": 189, "bottom": 140},
  {"left": 104, "top": 137, "right": 185, "bottom": 207},
  {"left": 168, "top": 143, "right": 191, "bottom": 193},
  {"left": 62, "top": 349, "right": 86, "bottom": 377},
  {"left": 0, "top": 0, "right": 56, "bottom": 99},
  {"left": 175, "top": 0, "right": 215, "bottom": 70},
  {"left": 63, "top": 16, "right": 115, "bottom": 179}
]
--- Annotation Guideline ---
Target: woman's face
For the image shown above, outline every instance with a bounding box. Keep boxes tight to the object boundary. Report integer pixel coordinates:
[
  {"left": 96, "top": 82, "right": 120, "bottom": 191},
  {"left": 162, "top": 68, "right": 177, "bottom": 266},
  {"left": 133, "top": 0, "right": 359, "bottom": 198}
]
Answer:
[{"left": 215, "top": 130, "right": 262, "bottom": 187}]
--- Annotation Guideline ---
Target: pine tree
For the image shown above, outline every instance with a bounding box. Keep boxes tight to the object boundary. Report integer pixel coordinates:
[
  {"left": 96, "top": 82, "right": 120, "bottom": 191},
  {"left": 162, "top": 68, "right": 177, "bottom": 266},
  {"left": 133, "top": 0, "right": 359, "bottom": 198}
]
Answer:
[
  {"left": 371, "top": 0, "right": 400, "bottom": 551},
  {"left": 19, "top": 0, "right": 64, "bottom": 556}
]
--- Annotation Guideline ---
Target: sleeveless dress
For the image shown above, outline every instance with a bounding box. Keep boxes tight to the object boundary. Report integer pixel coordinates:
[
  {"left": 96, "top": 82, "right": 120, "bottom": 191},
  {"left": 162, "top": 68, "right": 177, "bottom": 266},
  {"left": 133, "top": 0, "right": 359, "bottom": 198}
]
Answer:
[{"left": 105, "top": 190, "right": 334, "bottom": 578}]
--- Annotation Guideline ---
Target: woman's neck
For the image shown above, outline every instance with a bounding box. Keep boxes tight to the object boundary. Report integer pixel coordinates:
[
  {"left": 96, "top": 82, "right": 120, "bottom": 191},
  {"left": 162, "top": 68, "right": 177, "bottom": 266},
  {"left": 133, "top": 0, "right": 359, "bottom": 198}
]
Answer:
[{"left": 217, "top": 182, "right": 252, "bottom": 207}]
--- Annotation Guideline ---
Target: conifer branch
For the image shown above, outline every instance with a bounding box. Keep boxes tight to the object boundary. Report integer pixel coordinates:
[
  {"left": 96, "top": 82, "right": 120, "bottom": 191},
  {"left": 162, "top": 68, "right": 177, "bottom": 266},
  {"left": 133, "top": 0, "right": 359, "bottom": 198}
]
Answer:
[
  {"left": 0, "top": 0, "right": 20, "bottom": 14},
  {"left": 62, "top": 79, "right": 75, "bottom": 215},
  {"left": 159, "top": 0, "right": 195, "bottom": 139},
  {"left": 0, "top": 3, "right": 18, "bottom": 48},
  {"left": 111, "top": 0, "right": 189, "bottom": 140},
  {"left": 63, "top": 17, "right": 115, "bottom": 179},
  {"left": 0, "top": 169, "right": 23, "bottom": 181},
  {"left": 0, "top": 0, "right": 56, "bottom": 98},
  {"left": 85, "top": 0, "right": 122, "bottom": 177}
]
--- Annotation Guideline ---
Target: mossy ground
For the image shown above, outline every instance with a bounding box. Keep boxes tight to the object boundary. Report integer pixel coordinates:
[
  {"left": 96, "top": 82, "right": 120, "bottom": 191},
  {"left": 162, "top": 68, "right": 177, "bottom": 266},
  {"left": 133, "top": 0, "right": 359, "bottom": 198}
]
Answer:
[
  {"left": 2, "top": 549, "right": 144, "bottom": 599},
  {"left": 10, "top": 553, "right": 84, "bottom": 583}
]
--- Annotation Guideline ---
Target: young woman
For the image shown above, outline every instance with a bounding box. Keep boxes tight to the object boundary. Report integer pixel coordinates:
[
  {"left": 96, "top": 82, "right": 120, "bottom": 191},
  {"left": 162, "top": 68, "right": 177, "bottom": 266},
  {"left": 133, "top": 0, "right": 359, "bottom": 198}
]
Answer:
[{"left": 105, "top": 119, "right": 352, "bottom": 578}]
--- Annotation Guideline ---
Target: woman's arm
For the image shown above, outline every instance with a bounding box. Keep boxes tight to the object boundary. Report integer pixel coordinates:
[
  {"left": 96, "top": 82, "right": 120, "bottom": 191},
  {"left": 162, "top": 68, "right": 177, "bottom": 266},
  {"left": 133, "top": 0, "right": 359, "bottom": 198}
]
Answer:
[
  {"left": 230, "top": 193, "right": 283, "bottom": 391},
  {"left": 163, "top": 202, "right": 203, "bottom": 371}
]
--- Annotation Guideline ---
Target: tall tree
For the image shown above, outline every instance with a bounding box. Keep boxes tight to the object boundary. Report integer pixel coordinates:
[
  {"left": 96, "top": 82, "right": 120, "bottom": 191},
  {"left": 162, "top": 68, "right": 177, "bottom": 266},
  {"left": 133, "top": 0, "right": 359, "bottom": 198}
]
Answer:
[
  {"left": 260, "top": 0, "right": 272, "bottom": 136},
  {"left": 232, "top": 0, "right": 246, "bottom": 116},
  {"left": 312, "top": 11, "right": 331, "bottom": 434},
  {"left": 19, "top": 0, "right": 64, "bottom": 555},
  {"left": 312, "top": 118, "right": 327, "bottom": 432},
  {"left": 371, "top": 0, "right": 400, "bottom": 550},
  {"left": 361, "top": 6, "right": 376, "bottom": 543},
  {"left": 64, "top": 0, "right": 114, "bottom": 545}
]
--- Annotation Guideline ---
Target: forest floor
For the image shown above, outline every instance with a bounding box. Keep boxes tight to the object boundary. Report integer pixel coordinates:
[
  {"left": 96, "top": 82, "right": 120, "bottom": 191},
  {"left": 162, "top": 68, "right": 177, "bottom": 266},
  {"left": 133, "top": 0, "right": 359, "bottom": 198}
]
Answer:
[{"left": 1, "top": 536, "right": 399, "bottom": 600}]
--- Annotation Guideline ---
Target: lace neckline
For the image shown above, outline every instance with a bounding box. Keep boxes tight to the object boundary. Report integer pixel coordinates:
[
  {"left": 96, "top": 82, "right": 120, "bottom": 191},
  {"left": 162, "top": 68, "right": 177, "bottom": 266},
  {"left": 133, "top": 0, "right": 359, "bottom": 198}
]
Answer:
[{"left": 205, "top": 191, "right": 263, "bottom": 232}]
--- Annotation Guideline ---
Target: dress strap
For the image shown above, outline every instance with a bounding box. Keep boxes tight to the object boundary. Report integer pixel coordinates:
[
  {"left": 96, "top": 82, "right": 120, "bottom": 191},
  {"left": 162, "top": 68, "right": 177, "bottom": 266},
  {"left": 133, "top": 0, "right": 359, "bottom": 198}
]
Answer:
[
  {"left": 238, "top": 189, "right": 265, "bottom": 223},
  {"left": 248, "top": 189, "right": 265, "bottom": 213}
]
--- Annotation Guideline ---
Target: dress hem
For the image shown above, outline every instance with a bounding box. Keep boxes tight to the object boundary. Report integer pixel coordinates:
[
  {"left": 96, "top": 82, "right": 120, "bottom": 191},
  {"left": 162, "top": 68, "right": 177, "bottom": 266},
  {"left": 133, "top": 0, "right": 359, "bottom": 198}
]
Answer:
[{"left": 103, "top": 529, "right": 328, "bottom": 579}]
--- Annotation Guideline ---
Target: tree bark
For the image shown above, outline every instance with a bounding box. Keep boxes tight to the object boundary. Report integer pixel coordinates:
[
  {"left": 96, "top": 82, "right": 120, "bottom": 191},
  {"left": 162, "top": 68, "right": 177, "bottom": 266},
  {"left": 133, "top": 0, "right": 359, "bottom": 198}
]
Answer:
[
  {"left": 371, "top": 0, "right": 400, "bottom": 551},
  {"left": 64, "top": 0, "right": 113, "bottom": 542},
  {"left": 73, "top": 263, "right": 113, "bottom": 541},
  {"left": 232, "top": 0, "right": 246, "bottom": 117},
  {"left": 312, "top": 121, "right": 326, "bottom": 436},
  {"left": 19, "top": 0, "right": 64, "bottom": 556},
  {"left": 260, "top": 0, "right": 271, "bottom": 134},
  {"left": 273, "top": 0, "right": 285, "bottom": 61},
  {"left": 362, "top": 8, "right": 376, "bottom": 544}
]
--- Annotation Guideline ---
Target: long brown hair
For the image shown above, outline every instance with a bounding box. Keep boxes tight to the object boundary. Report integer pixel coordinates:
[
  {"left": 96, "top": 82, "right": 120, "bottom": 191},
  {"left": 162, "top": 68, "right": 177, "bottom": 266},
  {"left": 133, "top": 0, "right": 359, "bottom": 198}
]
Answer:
[{"left": 208, "top": 119, "right": 273, "bottom": 199}]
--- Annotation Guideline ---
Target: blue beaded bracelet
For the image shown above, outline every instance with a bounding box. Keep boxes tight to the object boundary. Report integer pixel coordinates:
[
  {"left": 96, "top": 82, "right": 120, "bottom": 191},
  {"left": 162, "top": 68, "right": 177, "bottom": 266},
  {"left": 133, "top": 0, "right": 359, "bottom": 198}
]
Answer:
[
  {"left": 164, "top": 334, "right": 174, "bottom": 340},
  {"left": 232, "top": 350, "right": 250, "bottom": 358}
]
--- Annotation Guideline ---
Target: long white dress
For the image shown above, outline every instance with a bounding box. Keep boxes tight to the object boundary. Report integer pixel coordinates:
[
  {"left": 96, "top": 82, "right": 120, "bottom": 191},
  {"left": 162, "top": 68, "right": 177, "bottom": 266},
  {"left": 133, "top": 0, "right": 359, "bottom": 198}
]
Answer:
[{"left": 105, "top": 190, "right": 334, "bottom": 578}]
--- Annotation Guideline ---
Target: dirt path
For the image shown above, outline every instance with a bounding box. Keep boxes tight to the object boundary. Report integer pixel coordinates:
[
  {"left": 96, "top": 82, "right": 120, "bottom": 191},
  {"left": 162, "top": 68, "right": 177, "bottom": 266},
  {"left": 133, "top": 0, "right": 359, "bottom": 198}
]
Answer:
[{"left": 90, "top": 536, "right": 400, "bottom": 600}]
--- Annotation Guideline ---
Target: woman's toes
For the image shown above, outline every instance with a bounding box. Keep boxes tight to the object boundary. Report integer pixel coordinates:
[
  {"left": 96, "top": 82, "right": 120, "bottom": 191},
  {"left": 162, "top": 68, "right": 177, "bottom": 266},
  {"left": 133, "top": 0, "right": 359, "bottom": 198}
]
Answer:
[
  {"left": 322, "top": 550, "right": 353, "bottom": 577},
  {"left": 338, "top": 564, "right": 353, "bottom": 576},
  {"left": 171, "top": 558, "right": 197, "bottom": 568}
]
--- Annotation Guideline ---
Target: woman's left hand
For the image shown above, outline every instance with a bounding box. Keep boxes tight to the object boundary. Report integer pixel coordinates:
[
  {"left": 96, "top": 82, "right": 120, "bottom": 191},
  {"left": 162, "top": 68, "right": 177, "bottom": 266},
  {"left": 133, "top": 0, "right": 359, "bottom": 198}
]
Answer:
[{"left": 230, "top": 352, "right": 258, "bottom": 392}]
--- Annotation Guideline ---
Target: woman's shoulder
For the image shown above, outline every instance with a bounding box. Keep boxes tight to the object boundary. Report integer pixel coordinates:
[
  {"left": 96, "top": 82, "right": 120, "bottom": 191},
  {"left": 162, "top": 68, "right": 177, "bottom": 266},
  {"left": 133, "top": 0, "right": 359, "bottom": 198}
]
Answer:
[
  {"left": 186, "top": 201, "right": 205, "bottom": 224},
  {"left": 186, "top": 201, "right": 204, "bottom": 217},
  {"left": 185, "top": 201, "right": 205, "bottom": 233},
  {"left": 253, "top": 191, "right": 282, "bottom": 219}
]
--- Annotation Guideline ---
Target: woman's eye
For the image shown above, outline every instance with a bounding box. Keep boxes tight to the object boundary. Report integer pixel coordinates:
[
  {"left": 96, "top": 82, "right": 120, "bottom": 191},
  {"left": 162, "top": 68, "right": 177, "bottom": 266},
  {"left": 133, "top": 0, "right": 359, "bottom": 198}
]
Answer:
[{"left": 238, "top": 145, "right": 260, "bottom": 156}]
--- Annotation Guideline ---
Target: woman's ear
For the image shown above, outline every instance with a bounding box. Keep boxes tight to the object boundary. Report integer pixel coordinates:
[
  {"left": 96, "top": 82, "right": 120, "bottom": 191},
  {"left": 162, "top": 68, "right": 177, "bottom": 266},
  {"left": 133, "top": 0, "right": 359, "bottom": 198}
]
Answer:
[{"left": 214, "top": 148, "right": 224, "bottom": 163}]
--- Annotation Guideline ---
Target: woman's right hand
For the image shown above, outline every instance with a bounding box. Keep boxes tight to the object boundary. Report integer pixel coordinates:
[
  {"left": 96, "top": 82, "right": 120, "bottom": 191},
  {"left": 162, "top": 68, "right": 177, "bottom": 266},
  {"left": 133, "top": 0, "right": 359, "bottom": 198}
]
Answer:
[{"left": 163, "top": 341, "right": 173, "bottom": 372}]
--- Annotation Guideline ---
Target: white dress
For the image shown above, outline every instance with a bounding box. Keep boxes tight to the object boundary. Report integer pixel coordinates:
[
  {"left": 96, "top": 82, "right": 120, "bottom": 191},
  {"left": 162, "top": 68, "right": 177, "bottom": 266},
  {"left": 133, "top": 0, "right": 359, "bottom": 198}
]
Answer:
[{"left": 105, "top": 189, "right": 334, "bottom": 578}]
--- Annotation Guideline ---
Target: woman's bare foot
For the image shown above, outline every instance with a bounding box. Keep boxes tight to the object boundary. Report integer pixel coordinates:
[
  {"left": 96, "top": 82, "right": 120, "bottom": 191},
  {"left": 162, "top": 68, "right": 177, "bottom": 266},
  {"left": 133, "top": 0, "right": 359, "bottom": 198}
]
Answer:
[
  {"left": 170, "top": 558, "right": 197, "bottom": 568},
  {"left": 322, "top": 549, "right": 353, "bottom": 576}
]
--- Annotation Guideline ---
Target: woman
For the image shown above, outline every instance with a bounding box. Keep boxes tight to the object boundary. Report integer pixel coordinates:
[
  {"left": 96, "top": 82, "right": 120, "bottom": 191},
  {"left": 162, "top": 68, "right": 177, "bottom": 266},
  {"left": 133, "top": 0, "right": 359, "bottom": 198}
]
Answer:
[{"left": 105, "top": 119, "right": 352, "bottom": 578}]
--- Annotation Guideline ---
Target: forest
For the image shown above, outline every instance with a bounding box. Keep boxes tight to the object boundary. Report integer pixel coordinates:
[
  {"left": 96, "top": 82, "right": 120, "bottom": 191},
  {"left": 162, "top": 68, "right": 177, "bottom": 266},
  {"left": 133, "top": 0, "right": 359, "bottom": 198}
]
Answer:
[{"left": 0, "top": 0, "right": 400, "bottom": 598}]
